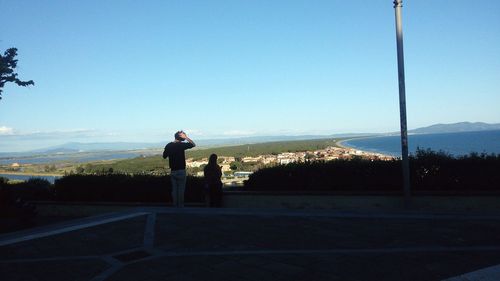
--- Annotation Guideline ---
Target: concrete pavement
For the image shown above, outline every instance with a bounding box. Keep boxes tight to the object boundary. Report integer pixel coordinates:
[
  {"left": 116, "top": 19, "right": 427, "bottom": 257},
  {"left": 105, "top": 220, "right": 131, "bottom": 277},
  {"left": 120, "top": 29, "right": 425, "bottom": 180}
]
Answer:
[{"left": 2, "top": 207, "right": 500, "bottom": 281}]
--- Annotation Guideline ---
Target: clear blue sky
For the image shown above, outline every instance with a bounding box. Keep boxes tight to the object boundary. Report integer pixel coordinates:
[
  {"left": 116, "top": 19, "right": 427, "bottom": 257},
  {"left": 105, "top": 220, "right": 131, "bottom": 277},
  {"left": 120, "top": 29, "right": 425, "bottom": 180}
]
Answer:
[{"left": 1, "top": 0, "right": 499, "bottom": 151}]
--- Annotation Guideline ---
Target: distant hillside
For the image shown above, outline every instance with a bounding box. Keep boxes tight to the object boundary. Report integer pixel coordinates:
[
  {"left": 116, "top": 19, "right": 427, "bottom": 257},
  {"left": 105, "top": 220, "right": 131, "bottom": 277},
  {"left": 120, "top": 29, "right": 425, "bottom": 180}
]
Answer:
[
  {"left": 24, "top": 133, "right": 374, "bottom": 154},
  {"left": 33, "top": 142, "right": 160, "bottom": 153},
  {"left": 410, "top": 122, "right": 500, "bottom": 134}
]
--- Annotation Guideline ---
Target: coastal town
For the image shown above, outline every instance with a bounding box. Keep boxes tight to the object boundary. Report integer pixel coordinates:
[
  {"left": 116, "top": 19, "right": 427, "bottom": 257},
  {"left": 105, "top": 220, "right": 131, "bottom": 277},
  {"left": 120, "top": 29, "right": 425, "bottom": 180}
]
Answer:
[{"left": 186, "top": 145, "right": 395, "bottom": 184}]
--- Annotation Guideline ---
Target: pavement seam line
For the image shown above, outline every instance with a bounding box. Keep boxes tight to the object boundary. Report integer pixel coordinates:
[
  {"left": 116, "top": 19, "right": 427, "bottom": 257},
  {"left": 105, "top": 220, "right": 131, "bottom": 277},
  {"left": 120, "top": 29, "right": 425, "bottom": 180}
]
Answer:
[
  {"left": 441, "top": 264, "right": 500, "bottom": 281},
  {"left": 89, "top": 254, "right": 129, "bottom": 281},
  {"left": 0, "top": 212, "right": 149, "bottom": 247},
  {"left": 143, "top": 212, "right": 156, "bottom": 248},
  {"left": 102, "top": 255, "right": 123, "bottom": 267},
  {"left": 89, "top": 264, "right": 123, "bottom": 281}
]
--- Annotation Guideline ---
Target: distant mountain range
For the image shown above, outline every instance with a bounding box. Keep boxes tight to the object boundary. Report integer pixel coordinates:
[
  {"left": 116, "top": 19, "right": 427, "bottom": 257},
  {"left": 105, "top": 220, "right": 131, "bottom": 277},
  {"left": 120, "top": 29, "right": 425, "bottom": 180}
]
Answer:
[
  {"left": 1, "top": 122, "right": 499, "bottom": 157},
  {"left": 31, "top": 142, "right": 160, "bottom": 154},
  {"left": 408, "top": 122, "right": 500, "bottom": 134}
]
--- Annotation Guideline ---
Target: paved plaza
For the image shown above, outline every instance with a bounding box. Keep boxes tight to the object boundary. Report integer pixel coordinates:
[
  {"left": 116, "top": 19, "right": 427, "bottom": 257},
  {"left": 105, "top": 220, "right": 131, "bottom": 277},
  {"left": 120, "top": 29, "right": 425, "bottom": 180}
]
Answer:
[{"left": 2, "top": 208, "right": 500, "bottom": 281}]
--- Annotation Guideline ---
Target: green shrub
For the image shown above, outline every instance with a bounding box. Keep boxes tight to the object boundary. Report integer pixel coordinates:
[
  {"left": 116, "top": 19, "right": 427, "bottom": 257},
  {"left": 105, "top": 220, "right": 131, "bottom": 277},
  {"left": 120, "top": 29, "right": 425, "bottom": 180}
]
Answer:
[{"left": 0, "top": 176, "right": 8, "bottom": 185}]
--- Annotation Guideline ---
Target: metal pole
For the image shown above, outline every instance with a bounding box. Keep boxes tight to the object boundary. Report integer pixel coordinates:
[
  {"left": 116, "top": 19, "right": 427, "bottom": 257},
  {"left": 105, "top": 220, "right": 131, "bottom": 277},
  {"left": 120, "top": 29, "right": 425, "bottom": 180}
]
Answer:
[{"left": 393, "top": 0, "right": 411, "bottom": 204}]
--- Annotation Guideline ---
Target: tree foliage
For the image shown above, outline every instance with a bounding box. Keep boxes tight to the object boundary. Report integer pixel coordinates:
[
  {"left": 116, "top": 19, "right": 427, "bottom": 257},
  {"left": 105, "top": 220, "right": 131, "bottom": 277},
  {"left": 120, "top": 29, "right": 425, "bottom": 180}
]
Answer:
[{"left": 0, "top": 48, "right": 34, "bottom": 99}]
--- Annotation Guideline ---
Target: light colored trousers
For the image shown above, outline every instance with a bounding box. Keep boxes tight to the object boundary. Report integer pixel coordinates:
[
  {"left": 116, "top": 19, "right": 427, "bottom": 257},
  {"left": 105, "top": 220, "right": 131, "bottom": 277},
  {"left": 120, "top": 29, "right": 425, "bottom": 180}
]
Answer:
[{"left": 170, "top": 170, "right": 187, "bottom": 207}]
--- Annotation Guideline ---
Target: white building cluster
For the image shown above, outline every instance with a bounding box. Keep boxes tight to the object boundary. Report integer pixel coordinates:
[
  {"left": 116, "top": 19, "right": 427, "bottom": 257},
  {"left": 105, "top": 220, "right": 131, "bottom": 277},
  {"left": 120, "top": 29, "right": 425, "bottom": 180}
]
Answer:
[{"left": 186, "top": 145, "right": 393, "bottom": 176}]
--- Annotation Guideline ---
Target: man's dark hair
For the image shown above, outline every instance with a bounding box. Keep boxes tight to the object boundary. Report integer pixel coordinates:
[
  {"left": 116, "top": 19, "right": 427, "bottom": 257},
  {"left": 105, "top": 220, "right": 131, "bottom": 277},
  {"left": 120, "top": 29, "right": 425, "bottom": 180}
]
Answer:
[{"left": 174, "top": 131, "right": 184, "bottom": 141}]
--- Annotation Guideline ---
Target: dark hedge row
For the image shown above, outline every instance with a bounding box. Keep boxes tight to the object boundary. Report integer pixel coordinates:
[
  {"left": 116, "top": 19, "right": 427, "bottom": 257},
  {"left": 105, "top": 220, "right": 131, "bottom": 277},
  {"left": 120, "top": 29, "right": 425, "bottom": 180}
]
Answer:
[
  {"left": 0, "top": 175, "right": 205, "bottom": 203},
  {"left": 0, "top": 178, "right": 53, "bottom": 202},
  {"left": 243, "top": 149, "right": 500, "bottom": 192},
  {"left": 53, "top": 174, "right": 205, "bottom": 202},
  {"left": 1, "top": 178, "right": 51, "bottom": 219}
]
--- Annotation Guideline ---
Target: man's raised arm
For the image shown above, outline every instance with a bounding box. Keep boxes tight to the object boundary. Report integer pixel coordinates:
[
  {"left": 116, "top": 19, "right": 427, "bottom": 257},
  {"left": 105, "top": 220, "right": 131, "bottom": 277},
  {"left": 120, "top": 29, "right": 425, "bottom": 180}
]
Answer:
[{"left": 180, "top": 132, "right": 196, "bottom": 148}]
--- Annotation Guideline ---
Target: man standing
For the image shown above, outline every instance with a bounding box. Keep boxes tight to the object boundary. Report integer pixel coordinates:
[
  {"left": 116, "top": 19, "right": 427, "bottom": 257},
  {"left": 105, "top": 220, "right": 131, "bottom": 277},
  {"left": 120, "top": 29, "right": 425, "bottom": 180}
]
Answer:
[{"left": 163, "top": 131, "right": 196, "bottom": 207}]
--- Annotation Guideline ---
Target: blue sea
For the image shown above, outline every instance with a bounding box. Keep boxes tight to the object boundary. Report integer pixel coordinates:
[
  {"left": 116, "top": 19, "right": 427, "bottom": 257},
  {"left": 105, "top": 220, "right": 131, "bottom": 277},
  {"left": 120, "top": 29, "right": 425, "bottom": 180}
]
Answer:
[{"left": 342, "top": 130, "right": 500, "bottom": 157}]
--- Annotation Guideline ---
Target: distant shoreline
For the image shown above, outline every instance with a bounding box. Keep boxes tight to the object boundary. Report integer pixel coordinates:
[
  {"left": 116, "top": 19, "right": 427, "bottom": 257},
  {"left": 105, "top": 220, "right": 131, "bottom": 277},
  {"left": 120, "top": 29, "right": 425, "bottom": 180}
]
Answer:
[
  {"left": 336, "top": 137, "right": 395, "bottom": 158},
  {"left": 0, "top": 171, "right": 63, "bottom": 177}
]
